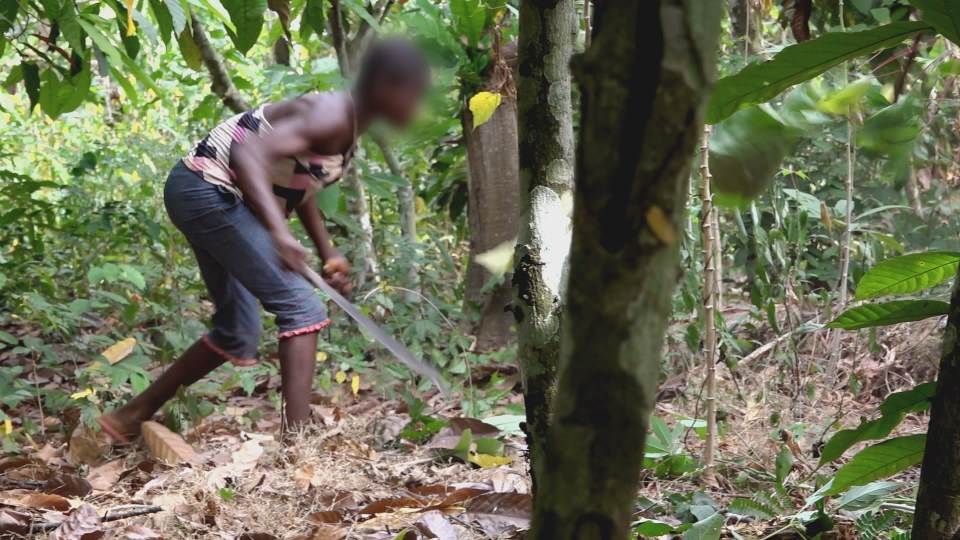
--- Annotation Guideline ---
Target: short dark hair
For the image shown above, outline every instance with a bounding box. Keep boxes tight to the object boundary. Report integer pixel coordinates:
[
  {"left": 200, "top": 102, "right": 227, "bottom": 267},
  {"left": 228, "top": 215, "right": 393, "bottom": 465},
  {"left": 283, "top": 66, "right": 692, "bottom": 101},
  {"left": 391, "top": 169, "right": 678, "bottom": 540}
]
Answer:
[{"left": 355, "top": 37, "right": 430, "bottom": 93}]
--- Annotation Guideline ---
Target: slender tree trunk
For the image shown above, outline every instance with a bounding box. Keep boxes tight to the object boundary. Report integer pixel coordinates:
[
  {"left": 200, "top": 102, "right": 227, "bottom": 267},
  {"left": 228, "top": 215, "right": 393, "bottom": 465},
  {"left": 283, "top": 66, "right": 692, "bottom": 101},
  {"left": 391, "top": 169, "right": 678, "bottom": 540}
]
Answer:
[
  {"left": 913, "top": 270, "right": 960, "bottom": 539},
  {"left": 190, "top": 13, "right": 249, "bottom": 114},
  {"left": 530, "top": 1, "right": 721, "bottom": 538},
  {"left": 700, "top": 126, "right": 718, "bottom": 483},
  {"left": 343, "top": 166, "right": 379, "bottom": 285},
  {"left": 514, "top": 0, "right": 576, "bottom": 495},
  {"left": 372, "top": 133, "right": 419, "bottom": 295},
  {"left": 463, "top": 96, "right": 521, "bottom": 350}
]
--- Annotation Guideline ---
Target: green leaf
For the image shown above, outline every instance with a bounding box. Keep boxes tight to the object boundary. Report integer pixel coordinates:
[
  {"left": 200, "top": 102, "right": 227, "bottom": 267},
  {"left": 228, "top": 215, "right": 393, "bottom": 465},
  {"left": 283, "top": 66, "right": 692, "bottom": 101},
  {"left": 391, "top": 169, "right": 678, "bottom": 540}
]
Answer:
[
  {"left": 450, "top": 0, "right": 486, "bottom": 47},
  {"left": 880, "top": 382, "right": 935, "bottom": 417},
  {"left": 178, "top": 27, "right": 203, "bottom": 70},
  {"left": 828, "top": 300, "right": 950, "bottom": 330},
  {"left": 634, "top": 518, "right": 685, "bottom": 536},
  {"left": 856, "top": 252, "right": 960, "bottom": 300},
  {"left": 57, "top": 2, "right": 83, "bottom": 52},
  {"left": 911, "top": 0, "right": 960, "bottom": 45},
  {"left": 821, "top": 383, "right": 934, "bottom": 463},
  {"left": 300, "top": 0, "right": 326, "bottom": 39},
  {"left": 775, "top": 447, "right": 793, "bottom": 485},
  {"left": 826, "top": 435, "right": 925, "bottom": 496},
  {"left": 728, "top": 498, "right": 777, "bottom": 519},
  {"left": 221, "top": 0, "right": 267, "bottom": 54},
  {"left": 682, "top": 512, "right": 724, "bottom": 540},
  {"left": 22, "top": 62, "right": 40, "bottom": 111},
  {"left": 268, "top": 0, "right": 291, "bottom": 31},
  {"left": 149, "top": 0, "right": 174, "bottom": 41},
  {"left": 710, "top": 106, "right": 802, "bottom": 205},
  {"left": 166, "top": 0, "right": 188, "bottom": 35},
  {"left": 706, "top": 22, "right": 932, "bottom": 124},
  {"left": 835, "top": 481, "right": 903, "bottom": 511},
  {"left": 0, "top": 0, "right": 19, "bottom": 34},
  {"left": 341, "top": 0, "right": 379, "bottom": 31}
]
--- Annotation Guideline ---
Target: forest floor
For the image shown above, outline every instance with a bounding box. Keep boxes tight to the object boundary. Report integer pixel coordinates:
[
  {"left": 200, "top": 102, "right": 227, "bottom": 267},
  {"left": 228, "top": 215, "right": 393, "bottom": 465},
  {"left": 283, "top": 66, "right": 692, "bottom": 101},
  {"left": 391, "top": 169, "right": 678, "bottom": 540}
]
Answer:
[{"left": 0, "top": 299, "right": 938, "bottom": 539}]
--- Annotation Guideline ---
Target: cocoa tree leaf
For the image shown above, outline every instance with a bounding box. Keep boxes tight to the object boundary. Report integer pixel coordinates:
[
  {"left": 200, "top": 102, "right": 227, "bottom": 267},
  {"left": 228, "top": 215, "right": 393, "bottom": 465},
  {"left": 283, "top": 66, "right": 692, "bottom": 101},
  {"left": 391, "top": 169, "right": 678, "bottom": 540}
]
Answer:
[
  {"left": 682, "top": 512, "right": 724, "bottom": 540},
  {"left": 854, "top": 252, "right": 960, "bottom": 300},
  {"left": 911, "top": 0, "right": 960, "bottom": 45},
  {"left": 141, "top": 421, "right": 197, "bottom": 464},
  {"left": 359, "top": 497, "right": 427, "bottom": 514},
  {"left": 43, "top": 473, "right": 93, "bottom": 497},
  {"left": 825, "top": 434, "right": 926, "bottom": 495},
  {"left": 827, "top": 300, "right": 950, "bottom": 330},
  {"left": 50, "top": 503, "right": 104, "bottom": 540},
  {"left": 707, "top": 21, "right": 932, "bottom": 123},
  {"left": 465, "top": 492, "right": 532, "bottom": 536}
]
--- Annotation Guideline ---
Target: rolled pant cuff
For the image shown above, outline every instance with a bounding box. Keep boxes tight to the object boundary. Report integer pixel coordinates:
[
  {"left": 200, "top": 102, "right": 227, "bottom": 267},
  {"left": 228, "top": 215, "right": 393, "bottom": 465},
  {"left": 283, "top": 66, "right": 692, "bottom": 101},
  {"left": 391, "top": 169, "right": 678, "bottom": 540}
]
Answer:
[
  {"left": 202, "top": 335, "right": 258, "bottom": 367},
  {"left": 278, "top": 319, "right": 331, "bottom": 339}
]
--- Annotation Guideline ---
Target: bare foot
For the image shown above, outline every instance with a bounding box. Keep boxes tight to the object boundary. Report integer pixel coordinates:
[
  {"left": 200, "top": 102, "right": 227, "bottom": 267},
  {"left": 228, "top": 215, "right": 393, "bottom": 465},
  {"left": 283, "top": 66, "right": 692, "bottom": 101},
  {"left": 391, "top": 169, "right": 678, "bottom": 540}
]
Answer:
[{"left": 96, "top": 411, "right": 143, "bottom": 444}]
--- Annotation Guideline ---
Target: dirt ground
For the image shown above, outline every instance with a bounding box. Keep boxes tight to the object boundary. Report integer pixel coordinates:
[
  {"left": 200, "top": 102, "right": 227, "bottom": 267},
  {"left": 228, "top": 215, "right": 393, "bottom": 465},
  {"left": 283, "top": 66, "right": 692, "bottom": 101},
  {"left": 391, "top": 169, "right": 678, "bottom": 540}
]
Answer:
[{"left": 0, "top": 302, "right": 940, "bottom": 539}]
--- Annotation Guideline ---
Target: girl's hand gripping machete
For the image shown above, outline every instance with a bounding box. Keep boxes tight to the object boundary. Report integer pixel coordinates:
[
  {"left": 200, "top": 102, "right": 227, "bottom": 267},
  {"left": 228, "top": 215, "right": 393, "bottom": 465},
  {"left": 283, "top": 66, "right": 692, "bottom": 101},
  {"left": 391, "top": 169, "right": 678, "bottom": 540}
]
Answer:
[{"left": 300, "top": 267, "right": 450, "bottom": 397}]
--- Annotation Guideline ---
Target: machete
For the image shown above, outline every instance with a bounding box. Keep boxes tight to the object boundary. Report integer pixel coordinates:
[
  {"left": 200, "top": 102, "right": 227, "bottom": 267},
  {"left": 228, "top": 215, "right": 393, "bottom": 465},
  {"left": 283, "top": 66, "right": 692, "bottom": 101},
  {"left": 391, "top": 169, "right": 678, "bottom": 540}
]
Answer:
[{"left": 301, "top": 267, "right": 450, "bottom": 397}]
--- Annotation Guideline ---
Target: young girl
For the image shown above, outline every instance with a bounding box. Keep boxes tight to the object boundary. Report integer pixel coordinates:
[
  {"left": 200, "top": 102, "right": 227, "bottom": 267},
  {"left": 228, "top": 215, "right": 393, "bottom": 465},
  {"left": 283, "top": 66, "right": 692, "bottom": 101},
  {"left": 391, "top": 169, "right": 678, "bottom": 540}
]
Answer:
[{"left": 98, "top": 39, "right": 429, "bottom": 442}]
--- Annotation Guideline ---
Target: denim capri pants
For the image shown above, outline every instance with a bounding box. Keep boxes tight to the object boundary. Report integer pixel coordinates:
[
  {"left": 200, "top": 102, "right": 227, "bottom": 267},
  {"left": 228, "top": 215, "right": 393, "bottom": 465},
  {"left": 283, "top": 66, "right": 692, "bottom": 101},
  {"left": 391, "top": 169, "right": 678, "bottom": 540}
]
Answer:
[{"left": 164, "top": 160, "right": 329, "bottom": 365}]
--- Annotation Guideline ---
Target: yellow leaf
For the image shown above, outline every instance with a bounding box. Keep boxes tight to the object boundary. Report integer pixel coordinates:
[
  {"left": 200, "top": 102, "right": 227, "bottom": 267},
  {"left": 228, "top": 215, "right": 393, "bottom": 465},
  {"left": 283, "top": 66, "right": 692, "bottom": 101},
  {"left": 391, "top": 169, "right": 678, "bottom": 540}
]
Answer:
[
  {"left": 335, "top": 371, "right": 347, "bottom": 384},
  {"left": 3, "top": 418, "right": 11, "bottom": 435},
  {"left": 475, "top": 238, "right": 516, "bottom": 277},
  {"left": 101, "top": 337, "right": 136, "bottom": 365},
  {"left": 351, "top": 375, "right": 360, "bottom": 396},
  {"left": 125, "top": 0, "right": 136, "bottom": 36},
  {"left": 316, "top": 351, "right": 329, "bottom": 362},
  {"left": 468, "top": 453, "right": 515, "bottom": 468},
  {"left": 645, "top": 206, "right": 678, "bottom": 245},
  {"left": 469, "top": 91, "right": 502, "bottom": 129},
  {"left": 71, "top": 388, "right": 96, "bottom": 400}
]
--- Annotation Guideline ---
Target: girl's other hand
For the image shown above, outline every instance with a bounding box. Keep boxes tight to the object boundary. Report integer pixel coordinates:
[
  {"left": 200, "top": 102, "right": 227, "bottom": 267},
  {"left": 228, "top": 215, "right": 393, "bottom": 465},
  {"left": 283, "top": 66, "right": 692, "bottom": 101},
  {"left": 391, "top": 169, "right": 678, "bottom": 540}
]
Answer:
[{"left": 323, "top": 255, "right": 353, "bottom": 296}]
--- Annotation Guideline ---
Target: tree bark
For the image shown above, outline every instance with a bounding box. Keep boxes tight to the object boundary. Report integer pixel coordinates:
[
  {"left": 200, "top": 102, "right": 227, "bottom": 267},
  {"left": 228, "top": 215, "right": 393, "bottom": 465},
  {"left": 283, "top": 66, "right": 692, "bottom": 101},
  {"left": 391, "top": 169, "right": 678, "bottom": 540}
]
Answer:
[
  {"left": 529, "top": 1, "right": 721, "bottom": 538},
  {"left": 514, "top": 0, "right": 576, "bottom": 495},
  {"left": 190, "top": 13, "right": 249, "bottom": 114},
  {"left": 463, "top": 97, "right": 521, "bottom": 351},
  {"left": 343, "top": 166, "right": 379, "bottom": 285},
  {"left": 914, "top": 271, "right": 960, "bottom": 539},
  {"left": 727, "top": 0, "right": 760, "bottom": 55}
]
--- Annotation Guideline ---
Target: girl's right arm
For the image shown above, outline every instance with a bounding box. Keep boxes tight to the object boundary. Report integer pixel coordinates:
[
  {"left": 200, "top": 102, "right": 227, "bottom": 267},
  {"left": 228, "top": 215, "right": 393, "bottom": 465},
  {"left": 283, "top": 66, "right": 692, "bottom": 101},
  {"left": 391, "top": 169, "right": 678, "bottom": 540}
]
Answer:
[{"left": 231, "top": 105, "right": 350, "bottom": 272}]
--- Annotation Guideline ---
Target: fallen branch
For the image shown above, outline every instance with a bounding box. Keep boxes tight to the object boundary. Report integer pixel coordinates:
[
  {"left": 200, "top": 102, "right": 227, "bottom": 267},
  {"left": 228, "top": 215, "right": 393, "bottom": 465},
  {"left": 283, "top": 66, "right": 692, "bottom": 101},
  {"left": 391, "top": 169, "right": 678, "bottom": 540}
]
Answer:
[
  {"left": 736, "top": 319, "right": 822, "bottom": 368},
  {"left": 30, "top": 505, "right": 163, "bottom": 532}
]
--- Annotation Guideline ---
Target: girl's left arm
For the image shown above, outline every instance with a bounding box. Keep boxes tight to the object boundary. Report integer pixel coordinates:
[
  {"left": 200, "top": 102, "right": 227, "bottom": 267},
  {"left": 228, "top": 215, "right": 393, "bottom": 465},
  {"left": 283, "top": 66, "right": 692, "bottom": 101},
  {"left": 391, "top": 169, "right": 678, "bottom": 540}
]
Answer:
[{"left": 296, "top": 201, "right": 353, "bottom": 294}]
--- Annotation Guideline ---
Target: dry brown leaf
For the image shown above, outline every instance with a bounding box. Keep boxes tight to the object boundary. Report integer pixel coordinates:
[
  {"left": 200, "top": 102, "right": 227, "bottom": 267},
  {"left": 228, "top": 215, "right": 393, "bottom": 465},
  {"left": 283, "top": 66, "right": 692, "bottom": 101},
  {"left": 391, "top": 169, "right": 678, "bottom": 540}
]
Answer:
[
  {"left": 448, "top": 418, "right": 499, "bottom": 438},
  {"left": 0, "top": 456, "right": 35, "bottom": 473},
  {"left": 291, "top": 527, "right": 347, "bottom": 540},
  {"left": 416, "top": 511, "right": 457, "bottom": 540},
  {"left": 87, "top": 459, "right": 125, "bottom": 491},
  {"left": 69, "top": 424, "right": 106, "bottom": 466},
  {"left": 49, "top": 503, "right": 104, "bottom": 540},
  {"left": 317, "top": 491, "right": 360, "bottom": 511},
  {"left": 141, "top": 421, "right": 197, "bottom": 465},
  {"left": 122, "top": 525, "right": 163, "bottom": 540},
  {"left": 437, "top": 487, "right": 489, "bottom": 508},
  {"left": 359, "top": 497, "right": 427, "bottom": 515},
  {"left": 43, "top": 473, "right": 93, "bottom": 498},
  {"left": 238, "top": 533, "right": 278, "bottom": 540},
  {"left": 18, "top": 492, "right": 72, "bottom": 511},
  {"left": 306, "top": 510, "right": 344, "bottom": 524},
  {"left": 465, "top": 492, "right": 532, "bottom": 536},
  {"left": 0, "top": 508, "right": 30, "bottom": 535},
  {"left": 294, "top": 465, "right": 316, "bottom": 490}
]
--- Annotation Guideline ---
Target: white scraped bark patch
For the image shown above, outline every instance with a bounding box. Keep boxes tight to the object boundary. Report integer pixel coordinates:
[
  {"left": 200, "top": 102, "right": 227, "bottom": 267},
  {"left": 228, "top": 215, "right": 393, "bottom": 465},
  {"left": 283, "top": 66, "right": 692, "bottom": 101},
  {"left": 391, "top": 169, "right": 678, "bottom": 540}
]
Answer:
[{"left": 529, "top": 186, "right": 571, "bottom": 298}]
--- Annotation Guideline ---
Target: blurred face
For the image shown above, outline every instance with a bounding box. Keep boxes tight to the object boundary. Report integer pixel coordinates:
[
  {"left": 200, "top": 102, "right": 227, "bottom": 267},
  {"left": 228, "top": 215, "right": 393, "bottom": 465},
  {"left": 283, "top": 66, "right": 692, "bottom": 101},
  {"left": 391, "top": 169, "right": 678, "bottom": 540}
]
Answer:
[{"left": 370, "top": 81, "right": 425, "bottom": 128}]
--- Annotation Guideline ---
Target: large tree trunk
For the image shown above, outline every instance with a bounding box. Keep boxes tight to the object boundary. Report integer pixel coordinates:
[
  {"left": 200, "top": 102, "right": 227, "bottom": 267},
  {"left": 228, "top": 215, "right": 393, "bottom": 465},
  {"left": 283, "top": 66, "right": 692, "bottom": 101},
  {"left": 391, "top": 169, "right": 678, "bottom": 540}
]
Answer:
[
  {"left": 463, "top": 86, "right": 521, "bottom": 351},
  {"left": 529, "top": 1, "right": 721, "bottom": 538},
  {"left": 913, "top": 272, "right": 960, "bottom": 539},
  {"left": 514, "top": 0, "right": 576, "bottom": 494}
]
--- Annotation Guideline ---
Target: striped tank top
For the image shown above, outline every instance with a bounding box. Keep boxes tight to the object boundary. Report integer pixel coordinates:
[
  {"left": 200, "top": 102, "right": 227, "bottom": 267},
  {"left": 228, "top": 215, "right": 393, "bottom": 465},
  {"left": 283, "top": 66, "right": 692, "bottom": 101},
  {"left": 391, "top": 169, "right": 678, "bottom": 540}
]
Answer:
[{"left": 182, "top": 96, "right": 356, "bottom": 215}]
